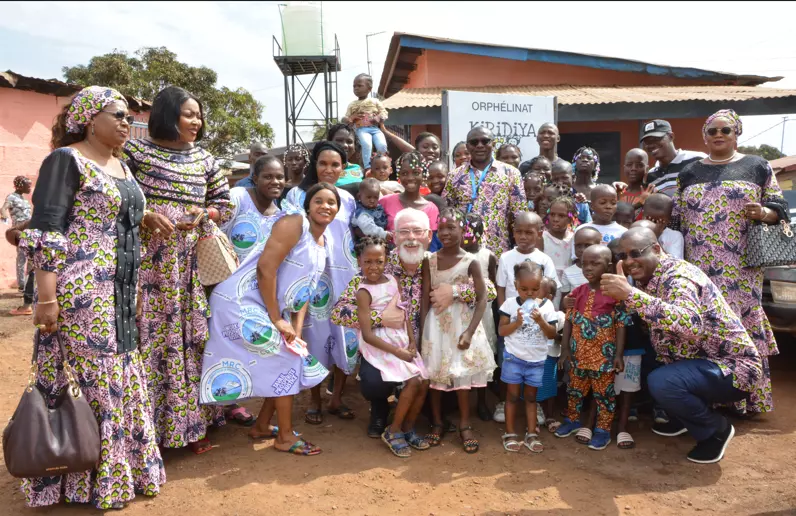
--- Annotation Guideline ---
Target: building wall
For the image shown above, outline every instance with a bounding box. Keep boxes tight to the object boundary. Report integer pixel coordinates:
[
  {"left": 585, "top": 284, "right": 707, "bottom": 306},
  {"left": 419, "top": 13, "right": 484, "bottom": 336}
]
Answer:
[
  {"left": 406, "top": 50, "right": 725, "bottom": 90},
  {"left": 0, "top": 89, "right": 149, "bottom": 288}
]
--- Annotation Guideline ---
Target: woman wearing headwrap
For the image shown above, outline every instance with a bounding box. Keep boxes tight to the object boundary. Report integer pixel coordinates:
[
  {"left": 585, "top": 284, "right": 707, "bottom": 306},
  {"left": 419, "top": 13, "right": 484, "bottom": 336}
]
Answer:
[
  {"left": 2, "top": 175, "right": 32, "bottom": 312},
  {"left": 123, "top": 86, "right": 234, "bottom": 454},
  {"left": 673, "top": 109, "right": 788, "bottom": 415},
  {"left": 18, "top": 86, "right": 165, "bottom": 509},
  {"left": 278, "top": 143, "right": 310, "bottom": 209}
]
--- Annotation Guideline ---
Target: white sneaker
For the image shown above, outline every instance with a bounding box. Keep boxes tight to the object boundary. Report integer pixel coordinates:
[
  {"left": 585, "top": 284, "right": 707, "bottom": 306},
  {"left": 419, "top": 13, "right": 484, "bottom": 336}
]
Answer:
[
  {"left": 536, "top": 403, "right": 546, "bottom": 427},
  {"left": 493, "top": 401, "right": 506, "bottom": 423}
]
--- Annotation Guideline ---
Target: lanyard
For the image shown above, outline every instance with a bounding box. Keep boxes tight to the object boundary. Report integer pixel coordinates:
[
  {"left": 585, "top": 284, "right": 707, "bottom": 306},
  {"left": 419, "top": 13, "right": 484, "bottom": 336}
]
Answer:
[{"left": 467, "top": 160, "right": 493, "bottom": 213}]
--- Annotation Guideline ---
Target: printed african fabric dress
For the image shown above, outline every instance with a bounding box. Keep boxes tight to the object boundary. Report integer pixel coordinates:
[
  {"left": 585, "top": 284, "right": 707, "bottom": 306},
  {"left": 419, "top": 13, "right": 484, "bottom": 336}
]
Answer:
[
  {"left": 220, "top": 186, "right": 283, "bottom": 264},
  {"left": 123, "top": 138, "right": 233, "bottom": 447},
  {"left": 674, "top": 155, "right": 788, "bottom": 413},
  {"left": 283, "top": 186, "right": 361, "bottom": 376},
  {"left": 19, "top": 147, "right": 165, "bottom": 509},
  {"left": 201, "top": 216, "right": 329, "bottom": 400}
]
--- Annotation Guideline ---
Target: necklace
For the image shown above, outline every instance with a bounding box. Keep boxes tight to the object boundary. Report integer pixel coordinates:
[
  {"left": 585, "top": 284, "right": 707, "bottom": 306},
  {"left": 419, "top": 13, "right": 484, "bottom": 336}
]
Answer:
[{"left": 708, "top": 151, "right": 736, "bottom": 163}]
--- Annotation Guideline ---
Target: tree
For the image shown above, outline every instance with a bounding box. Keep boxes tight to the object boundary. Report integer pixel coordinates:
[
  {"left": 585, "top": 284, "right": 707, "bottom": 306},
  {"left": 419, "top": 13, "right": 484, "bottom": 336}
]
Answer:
[
  {"left": 62, "top": 47, "right": 274, "bottom": 158},
  {"left": 312, "top": 118, "right": 338, "bottom": 142},
  {"left": 738, "top": 144, "right": 785, "bottom": 161}
]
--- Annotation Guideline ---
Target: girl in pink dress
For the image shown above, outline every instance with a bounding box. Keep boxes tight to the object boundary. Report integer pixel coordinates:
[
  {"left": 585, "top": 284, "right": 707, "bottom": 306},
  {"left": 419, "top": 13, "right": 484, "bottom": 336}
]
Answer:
[{"left": 355, "top": 236, "right": 430, "bottom": 458}]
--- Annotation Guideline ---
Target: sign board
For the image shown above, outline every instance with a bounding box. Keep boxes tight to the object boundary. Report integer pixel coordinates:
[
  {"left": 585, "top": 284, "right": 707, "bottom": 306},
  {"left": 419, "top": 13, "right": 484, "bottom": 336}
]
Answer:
[{"left": 441, "top": 90, "right": 557, "bottom": 169}]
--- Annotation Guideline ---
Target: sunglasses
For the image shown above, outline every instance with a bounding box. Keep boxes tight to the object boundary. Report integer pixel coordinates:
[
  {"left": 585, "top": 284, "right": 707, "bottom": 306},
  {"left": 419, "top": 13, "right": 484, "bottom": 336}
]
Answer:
[
  {"left": 706, "top": 127, "right": 733, "bottom": 137},
  {"left": 615, "top": 243, "right": 655, "bottom": 262},
  {"left": 467, "top": 137, "right": 492, "bottom": 146},
  {"left": 101, "top": 109, "right": 135, "bottom": 125}
]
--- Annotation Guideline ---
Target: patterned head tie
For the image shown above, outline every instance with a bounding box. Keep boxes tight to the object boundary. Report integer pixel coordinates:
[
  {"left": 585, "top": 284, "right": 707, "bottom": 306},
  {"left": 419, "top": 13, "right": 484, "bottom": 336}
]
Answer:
[
  {"left": 13, "top": 176, "right": 31, "bottom": 189},
  {"left": 285, "top": 143, "right": 310, "bottom": 164},
  {"left": 702, "top": 109, "right": 743, "bottom": 143},
  {"left": 66, "top": 86, "right": 127, "bottom": 134},
  {"left": 396, "top": 151, "right": 430, "bottom": 179},
  {"left": 572, "top": 147, "right": 601, "bottom": 181}
]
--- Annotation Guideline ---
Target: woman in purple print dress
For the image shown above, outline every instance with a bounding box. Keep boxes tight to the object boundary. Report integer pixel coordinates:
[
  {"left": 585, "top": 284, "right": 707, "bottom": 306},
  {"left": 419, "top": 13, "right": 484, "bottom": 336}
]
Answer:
[
  {"left": 674, "top": 109, "right": 788, "bottom": 414},
  {"left": 20, "top": 86, "right": 165, "bottom": 510},
  {"left": 282, "top": 141, "right": 360, "bottom": 424},
  {"left": 123, "top": 86, "right": 233, "bottom": 454}
]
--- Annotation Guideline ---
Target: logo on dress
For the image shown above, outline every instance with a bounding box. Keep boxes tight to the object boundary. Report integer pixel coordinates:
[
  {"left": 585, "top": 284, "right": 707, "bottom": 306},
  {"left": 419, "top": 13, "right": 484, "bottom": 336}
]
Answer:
[
  {"left": 236, "top": 268, "right": 259, "bottom": 299},
  {"left": 239, "top": 305, "right": 282, "bottom": 357},
  {"left": 284, "top": 278, "right": 313, "bottom": 313},
  {"left": 344, "top": 327, "right": 359, "bottom": 371},
  {"left": 309, "top": 273, "right": 333, "bottom": 319},
  {"left": 301, "top": 354, "right": 329, "bottom": 389},
  {"left": 343, "top": 229, "right": 357, "bottom": 267},
  {"left": 230, "top": 215, "right": 261, "bottom": 255},
  {"left": 201, "top": 359, "right": 253, "bottom": 404},
  {"left": 272, "top": 368, "right": 299, "bottom": 395},
  {"left": 222, "top": 323, "right": 242, "bottom": 341}
]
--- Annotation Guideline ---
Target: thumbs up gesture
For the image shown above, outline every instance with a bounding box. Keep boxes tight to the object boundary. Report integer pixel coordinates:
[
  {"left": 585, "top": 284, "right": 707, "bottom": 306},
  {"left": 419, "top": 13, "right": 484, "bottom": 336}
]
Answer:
[{"left": 600, "top": 260, "right": 632, "bottom": 301}]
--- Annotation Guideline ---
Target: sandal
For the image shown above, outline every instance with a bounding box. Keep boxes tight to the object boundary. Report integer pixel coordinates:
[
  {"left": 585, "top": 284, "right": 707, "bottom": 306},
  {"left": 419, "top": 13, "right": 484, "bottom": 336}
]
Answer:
[
  {"left": 248, "top": 426, "right": 301, "bottom": 440},
  {"left": 305, "top": 408, "right": 323, "bottom": 425},
  {"left": 327, "top": 404, "right": 355, "bottom": 420},
  {"left": 617, "top": 431, "right": 635, "bottom": 449},
  {"left": 404, "top": 429, "right": 430, "bottom": 451},
  {"left": 524, "top": 432, "right": 544, "bottom": 453},
  {"left": 502, "top": 433, "right": 521, "bottom": 453},
  {"left": 426, "top": 424, "right": 444, "bottom": 447},
  {"left": 545, "top": 418, "right": 562, "bottom": 433},
  {"left": 459, "top": 426, "right": 479, "bottom": 454},
  {"left": 575, "top": 427, "right": 593, "bottom": 445},
  {"left": 227, "top": 406, "right": 256, "bottom": 427},
  {"left": 381, "top": 430, "right": 411, "bottom": 458},
  {"left": 278, "top": 438, "right": 322, "bottom": 456},
  {"left": 188, "top": 438, "right": 212, "bottom": 455},
  {"left": 587, "top": 428, "right": 611, "bottom": 450},
  {"left": 10, "top": 306, "right": 32, "bottom": 316}
]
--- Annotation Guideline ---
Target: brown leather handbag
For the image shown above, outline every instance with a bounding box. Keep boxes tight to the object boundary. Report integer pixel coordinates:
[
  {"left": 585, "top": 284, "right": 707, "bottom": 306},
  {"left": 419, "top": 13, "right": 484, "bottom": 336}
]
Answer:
[{"left": 2, "top": 331, "right": 100, "bottom": 478}]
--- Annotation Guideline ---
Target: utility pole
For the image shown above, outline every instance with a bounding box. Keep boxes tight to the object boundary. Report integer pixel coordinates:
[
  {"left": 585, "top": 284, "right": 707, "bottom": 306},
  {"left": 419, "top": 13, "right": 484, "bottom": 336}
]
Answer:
[
  {"left": 366, "top": 31, "right": 386, "bottom": 97},
  {"left": 782, "top": 116, "right": 789, "bottom": 154}
]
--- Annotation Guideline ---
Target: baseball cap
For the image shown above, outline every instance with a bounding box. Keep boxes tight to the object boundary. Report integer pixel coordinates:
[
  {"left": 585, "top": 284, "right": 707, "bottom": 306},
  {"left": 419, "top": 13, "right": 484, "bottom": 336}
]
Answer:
[{"left": 640, "top": 120, "right": 672, "bottom": 142}]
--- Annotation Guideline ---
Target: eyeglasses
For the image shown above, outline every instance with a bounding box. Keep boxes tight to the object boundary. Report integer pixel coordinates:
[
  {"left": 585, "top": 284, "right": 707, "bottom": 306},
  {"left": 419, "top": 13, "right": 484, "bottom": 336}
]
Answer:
[
  {"left": 706, "top": 127, "right": 733, "bottom": 137},
  {"left": 101, "top": 109, "right": 135, "bottom": 125},
  {"left": 396, "top": 228, "right": 428, "bottom": 238},
  {"left": 467, "top": 138, "right": 492, "bottom": 146},
  {"left": 615, "top": 243, "right": 655, "bottom": 262}
]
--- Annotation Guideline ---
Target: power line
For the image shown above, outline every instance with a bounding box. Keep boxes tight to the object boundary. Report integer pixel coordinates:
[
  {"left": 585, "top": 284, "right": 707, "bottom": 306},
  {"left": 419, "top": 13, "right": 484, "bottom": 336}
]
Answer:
[{"left": 739, "top": 120, "right": 787, "bottom": 145}]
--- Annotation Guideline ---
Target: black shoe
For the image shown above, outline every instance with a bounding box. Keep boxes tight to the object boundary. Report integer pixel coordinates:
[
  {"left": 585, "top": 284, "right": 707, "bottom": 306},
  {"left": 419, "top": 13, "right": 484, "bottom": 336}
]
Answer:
[
  {"left": 367, "top": 417, "right": 386, "bottom": 438},
  {"left": 687, "top": 424, "right": 735, "bottom": 464},
  {"left": 477, "top": 404, "right": 492, "bottom": 422},
  {"left": 652, "top": 419, "right": 688, "bottom": 437}
]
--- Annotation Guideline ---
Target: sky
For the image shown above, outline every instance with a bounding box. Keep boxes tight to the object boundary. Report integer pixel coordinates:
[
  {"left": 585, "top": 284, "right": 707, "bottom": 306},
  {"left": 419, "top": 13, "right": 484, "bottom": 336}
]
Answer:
[{"left": 3, "top": 1, "right": 796, "bottom": 154}]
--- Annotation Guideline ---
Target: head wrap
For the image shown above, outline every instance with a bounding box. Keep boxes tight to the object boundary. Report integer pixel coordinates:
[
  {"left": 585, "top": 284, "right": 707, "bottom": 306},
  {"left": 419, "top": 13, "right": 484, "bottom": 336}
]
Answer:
[
  {"left": 312, "top": 140, "right": 347, "bottom": 165},
  {"left": 702, "top": 109, "right": 743, "bottom": 143},
  {"left": 13, "top": 176, "right": 30, "bottom": 190},
  {"left": 572, "top": 147, "right": 601, "bottom": 181},
  {"left": 285, "top": 143, "right": 310, "bottom": 165},
  {"left": 66, "top": 86, "right": 127, "bottom": 134}
]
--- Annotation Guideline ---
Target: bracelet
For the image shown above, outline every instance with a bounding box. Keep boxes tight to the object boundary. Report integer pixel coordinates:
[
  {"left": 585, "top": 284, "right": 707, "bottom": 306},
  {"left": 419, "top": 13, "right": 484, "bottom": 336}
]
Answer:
[
  {"left": 36, "top": 299, "right": 58, "bottom": 305},
  {"left": 207, "top": 207, "right": 219, "bottom": 221}
]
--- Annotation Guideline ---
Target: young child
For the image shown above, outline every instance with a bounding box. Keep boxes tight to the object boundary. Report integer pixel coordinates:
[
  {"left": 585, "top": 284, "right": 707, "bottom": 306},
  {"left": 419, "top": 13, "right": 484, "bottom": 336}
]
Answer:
[
  {"left": 352, "top": 177, "right": 389, "bottom": 241},
  {"left": 427, "top": 160, "right": 449, "bottom": 197},
  {"left": 370, "top": 154, "right": 404, "bottom": 196},
  {"left": 571, "top": 184, "right": 626, "bottom": 260},
  {"left": 551, "top": 160, "right": 591, "bottom": 224},
  {"left": 614, "top": 201, "right": 636, "bottom": 229},
  {"left": 556, "top": 245, "right": 629, "bottom": 450},
  {"left": 535, "top": 276, "right": 565, "bottom": 433},
  {"left": 462, "top": 212, "right": 499, "bottom": 421},
  {"left": 354, "top": 236, "right": 430, "bottom": 457},
  {"left": 343, "top": 73, "right": 388, "bottom": 170},
  {"left": 498, "top": 262, "right": 559, "bottom": 453},
  {"left": 496, "top": 143, "right": 522, "bottom": 169},
  {"left": 541, "top": 196, "right": 577, "bottom": 308},
  {"left": 421, "top": 208, "right": 496, "bottom": 453},
  {"left": 529, "top": 156, "right": 553, "bottom": 183},
  {"left": 618, "top": 148, "right": 654, "bottom": 221},
  {"left": 493, "top": 211, "right": 559, "bottom": 423},
  {"left": 639, "top": 193, "right": 684, "bottom": 259},
  {"left": 524, "top": 172, "right": 545, "bottom": 211},
  {"left": 560, "top": 227, "right": 601, "bottom": 309},
  {"left": 452, "top": 141, "right": 470, "bottom": 168}
]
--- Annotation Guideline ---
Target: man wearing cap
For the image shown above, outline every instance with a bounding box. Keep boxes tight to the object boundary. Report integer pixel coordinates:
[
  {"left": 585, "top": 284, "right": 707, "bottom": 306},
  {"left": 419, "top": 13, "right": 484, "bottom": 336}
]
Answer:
[
  {"left": 235, "top": 141, "right": 269, "bottom": 188},
  {"left": 640, "top": 120, "right": 706, "bottom": 198}
]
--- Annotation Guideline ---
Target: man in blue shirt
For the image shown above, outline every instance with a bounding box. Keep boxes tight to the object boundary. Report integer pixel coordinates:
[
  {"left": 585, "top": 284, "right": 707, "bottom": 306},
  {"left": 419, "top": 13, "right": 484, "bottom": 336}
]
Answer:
[{"left": 235, "top": 142, "right": 269, "bottom": 188}]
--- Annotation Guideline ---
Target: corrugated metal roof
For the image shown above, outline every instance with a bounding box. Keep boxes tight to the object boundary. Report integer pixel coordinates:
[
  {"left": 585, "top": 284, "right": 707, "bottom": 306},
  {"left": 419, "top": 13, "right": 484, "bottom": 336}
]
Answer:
[
  {"left": 382, "top": 85, "right": 796, "bottom": 110},
  {"left": 770, "top": 155, "right": 796, "bottom": 174}
]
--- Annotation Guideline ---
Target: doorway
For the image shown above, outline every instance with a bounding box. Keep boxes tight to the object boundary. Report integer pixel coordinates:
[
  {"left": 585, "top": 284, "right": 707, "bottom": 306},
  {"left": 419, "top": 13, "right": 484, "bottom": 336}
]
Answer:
[{"left": 557, "top": 132, "right": 621, "bottom": 185}]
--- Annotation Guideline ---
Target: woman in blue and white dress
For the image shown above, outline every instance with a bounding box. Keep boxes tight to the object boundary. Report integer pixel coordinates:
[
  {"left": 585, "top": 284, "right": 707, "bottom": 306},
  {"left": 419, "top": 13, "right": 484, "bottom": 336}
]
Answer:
[
  {"left": 282, "top": 141, "right": 360, "bottom": 424},
  {"left": 201, "top": 182, "right": 340, "bottom": 456}
]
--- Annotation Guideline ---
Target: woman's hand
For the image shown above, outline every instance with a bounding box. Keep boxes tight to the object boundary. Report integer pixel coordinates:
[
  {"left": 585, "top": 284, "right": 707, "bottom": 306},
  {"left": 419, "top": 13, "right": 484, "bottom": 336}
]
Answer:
[
  {"left": 744, "top": 202, "right": 768, "bottom": 221},
  {"left": 143, "top": 212, "right": 175, "bottom": 239},
  {"left": 393, "top": 346, "right": 416, "bottom": 363},
  {"left": 457, "top": 331, "right": 472, "bottom": 350},
  {"left": 275, "top": 320, "right": 297, "bottom": 343},
  {"left": 175, "top": 206, "right": 206, "bottom": 231},
  {"left": 33, "top": 301, "right": 60, "bottom": 334}
]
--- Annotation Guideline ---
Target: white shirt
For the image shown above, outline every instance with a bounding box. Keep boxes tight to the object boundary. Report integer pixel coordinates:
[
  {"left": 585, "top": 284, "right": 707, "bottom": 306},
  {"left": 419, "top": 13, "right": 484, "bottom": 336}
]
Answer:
[
  {"left": 659, "top": 227, "right": 684, "bottom": 259},
  {"left": 221, "top": 187, "right": 282, "bottom": 263},
  {"left": 560, "top": 264, "right": 587, "bottom": 294},
  {"left": 571, "top": 222, "right": 627, "bottom": 259},
  {"left": 497, "top": 248, "right": 560, "bottom": 300},
  {"left": 499, "top": 297, "right": 558, "bottom": 362},
  {"left": 548, "top": 310, "right": 566, "bottom": 357}
]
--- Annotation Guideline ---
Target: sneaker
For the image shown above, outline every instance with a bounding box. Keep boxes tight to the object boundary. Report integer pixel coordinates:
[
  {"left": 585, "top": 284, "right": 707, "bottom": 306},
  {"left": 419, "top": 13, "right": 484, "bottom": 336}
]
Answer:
[
  {"left": 652, "top": 419, "right": 688, "bottom": 437},
  {"left": 493, "top": 402, "right": 506, "bottom": 423},
  {"left": 653, "top": 407, "right": 670, "bottom": 424},
  {"left": 367, "top": 416, "right": 386, "bottom": 438},
  {"left": 687, "top": 424, "right": 735, "bottom": 464},
  {"left": 587, "top": 428, "right": 612, "bottom": 450},
  {"left": 627, "top": 407, "right": 639, "bottom": 422},
  {"left": 536, "top": 403, "right": 546, "bottom": 428},
  {"left": 555, "top": 418, "right": 583, "bottom": 438}
]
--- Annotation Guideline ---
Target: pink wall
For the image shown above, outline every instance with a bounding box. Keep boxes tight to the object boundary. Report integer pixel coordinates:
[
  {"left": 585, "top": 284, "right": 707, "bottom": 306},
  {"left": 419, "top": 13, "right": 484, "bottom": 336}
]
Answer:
[{"left": 0, "top": 89, "right": 149, "bottom": 288}]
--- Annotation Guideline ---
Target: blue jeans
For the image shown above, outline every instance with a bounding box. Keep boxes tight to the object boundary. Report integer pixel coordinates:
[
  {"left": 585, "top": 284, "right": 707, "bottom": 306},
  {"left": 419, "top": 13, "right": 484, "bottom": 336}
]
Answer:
[
  {"left": 648, "top": 359, "right": 746, "bottom": 441},
  {"left": 500, "top": 352, "right": 545, "bottom": 387},
  {"left": 356, "top": 126, "right": 387, "bottom": 169}
]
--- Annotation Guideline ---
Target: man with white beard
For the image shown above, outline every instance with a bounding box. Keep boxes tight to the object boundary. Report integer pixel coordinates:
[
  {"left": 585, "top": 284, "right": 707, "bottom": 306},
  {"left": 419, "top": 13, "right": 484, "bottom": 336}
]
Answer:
[{"left": 332, "top": 207, "right": 491, "bottom": 437}]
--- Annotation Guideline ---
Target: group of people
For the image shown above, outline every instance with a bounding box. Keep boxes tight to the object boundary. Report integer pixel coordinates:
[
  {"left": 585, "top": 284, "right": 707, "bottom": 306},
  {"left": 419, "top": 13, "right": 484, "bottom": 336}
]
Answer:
[{"left": 7, "top": 71, "right": 787, "bottom": 510}]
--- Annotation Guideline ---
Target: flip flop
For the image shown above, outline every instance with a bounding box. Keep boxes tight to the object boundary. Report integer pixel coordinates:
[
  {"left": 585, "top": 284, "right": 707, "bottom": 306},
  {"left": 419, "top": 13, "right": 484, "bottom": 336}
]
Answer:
[
  {"left": 248, "top": 426, "right": 301, "bottom": 440},
  {"left": 277, "top": 438, "right": 321, "bottom": 456},
  {"left": 327, "top": 404, "right": 355, "bottom": 420},
  {"left": 10, "top": 306, "right": 32, "bottom": 316},
  {"left": 575, "top": 427, "right": 593, "bottom": 445},
  {"left": 188, "top": 438, "right": 212, "bottom": 455},
  {"left": 305, "top": 408, "right": 323, "bottom": 425},
  {"left": 459, "top": 425, "right": 479, "bottom": 454},
  {"left": 617, "top": 431, "right": 635, "bottom": 449},
  {"left": 227, "top": 406, "right": 256, "bottom": 427},
  {"left": 545, "top": 418, "right": 562, "bottom": 433}
]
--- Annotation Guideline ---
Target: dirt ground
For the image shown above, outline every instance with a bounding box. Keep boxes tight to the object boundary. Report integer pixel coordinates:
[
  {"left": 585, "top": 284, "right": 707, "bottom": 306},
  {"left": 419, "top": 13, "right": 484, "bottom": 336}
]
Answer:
[{"left": 0, "top": 290, "right": 794, "bottom": 516}]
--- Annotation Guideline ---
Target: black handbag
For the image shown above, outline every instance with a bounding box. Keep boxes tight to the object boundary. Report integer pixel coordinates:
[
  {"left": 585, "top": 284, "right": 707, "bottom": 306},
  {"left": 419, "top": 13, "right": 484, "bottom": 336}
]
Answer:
[
  {"left": 745, "top": 219, "right": 796, "bottom": 268},
  {"left": 2, "top": 331, "right": 100, "bottom": 478}
]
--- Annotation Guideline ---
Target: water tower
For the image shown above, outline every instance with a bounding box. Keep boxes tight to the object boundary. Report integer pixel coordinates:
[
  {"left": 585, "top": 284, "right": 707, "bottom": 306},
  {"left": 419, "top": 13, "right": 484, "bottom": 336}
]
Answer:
[{"left": 273, "top": 1, "right": 341, "bottom": 145}]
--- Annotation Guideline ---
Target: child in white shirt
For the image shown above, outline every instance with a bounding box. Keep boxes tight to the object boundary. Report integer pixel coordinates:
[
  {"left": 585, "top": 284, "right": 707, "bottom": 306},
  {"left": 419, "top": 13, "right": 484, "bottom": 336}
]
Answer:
[
  {"left": 571, "top": 184, "right": 626, "bottom": 260},
  {"left": 638, "top": 193, "right": 684, "bottom": 259}
]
